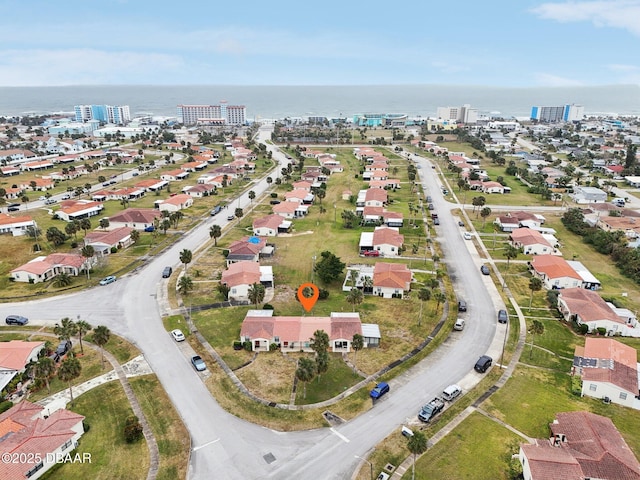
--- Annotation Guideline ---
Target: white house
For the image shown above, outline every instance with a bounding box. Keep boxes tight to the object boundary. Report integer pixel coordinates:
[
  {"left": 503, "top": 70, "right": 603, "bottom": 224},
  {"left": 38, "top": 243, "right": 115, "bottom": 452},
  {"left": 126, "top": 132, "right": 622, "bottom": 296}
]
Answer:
[
  {"left": 573, "top": 338, "right": 640, "bottom": 409},
  {"left": 220, "top": 261, "right": 273, "bottom": 302},
  {"left": 530, "top": 255, "right": 582, "bottom": 290},
  {"left": 372, "top": 226, "right": 404, "bottom": 257},
  {"left": 372, "top": 262, "right": 412, "bottom": 298},
  {"left": 510, "top": 228, "right": 559, "bottom": 256},
  {"left": 157, "top": 194, "right": 193, "bottom": 212},
  {"left": 0, "top": 213, "right": 37, "bottom": 237},
  {"left": 571, "top": 186, "right": 607, "bottom": 204}
]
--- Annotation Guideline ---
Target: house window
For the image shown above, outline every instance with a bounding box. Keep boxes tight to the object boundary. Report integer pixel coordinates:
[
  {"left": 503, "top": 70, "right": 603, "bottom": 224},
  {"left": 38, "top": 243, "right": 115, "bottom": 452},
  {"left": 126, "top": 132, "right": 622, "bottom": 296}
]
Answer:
[
  {"left": 25, "top": 462, "right": 44, "bottom": 478},
  {"left": 335, "top": 341, "right": 347, "bottom": 349},
  {"left": 589, "top": 384, "right": 597, "bottom": 392},
  {"left": 274, "top": 336, "right": 280, "bottom": 343},
  {"left": 620, "top": 392, "right": 628, "bottom": 400},
  {"left": 62, "top": 439, "right": 73, "bottom": 451}
]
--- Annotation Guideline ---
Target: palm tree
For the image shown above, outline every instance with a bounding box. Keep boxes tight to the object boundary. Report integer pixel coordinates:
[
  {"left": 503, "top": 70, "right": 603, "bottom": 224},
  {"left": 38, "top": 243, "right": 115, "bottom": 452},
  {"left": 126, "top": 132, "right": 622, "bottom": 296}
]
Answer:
[
  {"left": 248, "top": 283, "right": 266, "bottom": 308},
  {"left": 93, "top": 325, "right": 111, "bottom": 369},
  {"left": 53, "top": 272, "right": 73, "bottom": 288},
  {"left": 346, "top": 288, "right": 364, "bottom": 312},
  {"left": 480, "top": 206, "right": 492, "bottom": 228},
  {"left": 34, "top": 356, "right": 55, "bottom": 393},
  {"left": 178, "top": 275, "right": 194, "bottom": 296},
  {"left": 54, "top": 317, "right": 78, "bottom": 342},
  {"left": 75, "top": 319, "right": 92, "bottom": 354},
  {"left": 248, "top": 190, "right": 256, "bottom": 205},
  {"left": 503, "top": 244, "right": 519, "bottom": 269},
  {"left": 407, "top": 431, "right": 428, "bottom": 480},
  {"left": 79, "top": 218, "right": 91, "bottom": 236},
  {"left": 351, "top": 333, "right": 364, "bottom": 371},
  {"left": 58, "top": 354, "right": 82, "bottom": 405},
  {"left": 433, "top": 291, "right": 446, "bottom": 313},
  {"left": 417, "top": 288, "right": 431, "bottom": 326},
  {"left": 529, "top": 319, "right": 545, "bottom": 358},
  {"left": 65, "top": 222, "right": 78, "bottom": 240},
  {"left": 179, "top": 249, "right": 192, "bottom": 274},
  {"left": 80, "top": 245, "right": 95, "bottom": 280},
  {"left": 209, "top": 224, "right": 222, "bottom": 246},
  {"left": 130, "top": 229, "right": 140, "bottom": 243},
  {"left": 362, "top": 275, "right": 373, "bottom": 294},
  {"left": 295, "top": 357, "right": 316, "bottom": 399},
  {"left": 316, "top": 188, "right": 326, "bottom": 204},
  {"left": 528, "top": 277, "right": 543, "bottom": 308},
  {"left": 99, "top": 218, "right": 110, "bottom": 229},
  {"left": 315, "top": 351, "right": 329, "bottom": 381},
  {"left": 348, "top": 269, "right": 359, "bottom": 288}
]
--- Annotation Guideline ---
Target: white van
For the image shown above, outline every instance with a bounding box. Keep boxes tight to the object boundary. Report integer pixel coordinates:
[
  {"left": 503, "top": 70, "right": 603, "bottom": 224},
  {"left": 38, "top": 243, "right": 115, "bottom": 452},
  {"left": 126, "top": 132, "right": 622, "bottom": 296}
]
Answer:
[
  {"left": 442, "top": 384, "right": 462, "bottom": 402},
  {"left": 613, "top": 198, "right": 625, "bottom": 207}
]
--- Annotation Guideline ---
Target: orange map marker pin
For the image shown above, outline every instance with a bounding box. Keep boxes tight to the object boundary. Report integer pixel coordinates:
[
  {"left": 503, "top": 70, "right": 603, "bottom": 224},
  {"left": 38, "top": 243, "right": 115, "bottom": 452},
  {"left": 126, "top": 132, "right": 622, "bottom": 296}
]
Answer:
[{"left": 297, "top": 282, "right": 319, "bottom": 312}]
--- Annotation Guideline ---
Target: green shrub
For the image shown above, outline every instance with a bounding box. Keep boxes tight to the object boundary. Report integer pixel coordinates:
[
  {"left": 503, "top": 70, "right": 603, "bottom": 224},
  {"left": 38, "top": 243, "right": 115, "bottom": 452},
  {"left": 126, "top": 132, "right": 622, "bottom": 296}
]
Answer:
[
  {"left": 596, "top": 327, "right": 607, "bottom": 336},
  {"left": 262, "top": 304, "right": 274, "bottom": 310},
  {"left": 243, "top": 340, "right": 252, "bottom": 352},
  {"left": 123, "top": 415, "right": 143, "bottom": 443},
  {"left": 0, "top": 401, "right": 14, "bottom": 414}
]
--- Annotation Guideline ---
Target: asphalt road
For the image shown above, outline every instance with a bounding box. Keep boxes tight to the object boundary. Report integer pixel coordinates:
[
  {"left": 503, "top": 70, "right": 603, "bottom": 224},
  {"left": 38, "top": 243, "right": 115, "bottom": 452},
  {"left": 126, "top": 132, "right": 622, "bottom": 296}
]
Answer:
[{"left": 0, "top": 133, "right": 505, "bottom": 479}]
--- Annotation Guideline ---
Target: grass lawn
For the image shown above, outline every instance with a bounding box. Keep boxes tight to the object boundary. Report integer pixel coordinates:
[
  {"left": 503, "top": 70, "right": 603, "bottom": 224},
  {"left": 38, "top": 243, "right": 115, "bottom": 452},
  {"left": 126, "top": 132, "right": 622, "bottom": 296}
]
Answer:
[
  {"left": 130, "top": 375, "right": 190, "bottom": 480},
  {"left": 412, "top": 412, "right": 523, "bottom": 480},
  {"left": 41, "top": 381, "right": 149, "bottom": 480},
  {"left": 295, "top": 353, "right": 364, "bottom": 405}
]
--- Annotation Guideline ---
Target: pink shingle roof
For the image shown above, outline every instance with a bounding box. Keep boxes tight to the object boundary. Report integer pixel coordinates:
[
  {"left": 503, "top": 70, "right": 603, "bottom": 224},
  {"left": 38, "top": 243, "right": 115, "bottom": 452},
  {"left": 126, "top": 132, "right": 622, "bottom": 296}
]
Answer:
[
  {"left": 373, "top": 262, "right": 412, "bottom": 289},
  {"left": 221, "top": 261, "right": 261, "bottom": 287},
  {"left": 0, "top": 341, "right": 44, "bottom": 370}
]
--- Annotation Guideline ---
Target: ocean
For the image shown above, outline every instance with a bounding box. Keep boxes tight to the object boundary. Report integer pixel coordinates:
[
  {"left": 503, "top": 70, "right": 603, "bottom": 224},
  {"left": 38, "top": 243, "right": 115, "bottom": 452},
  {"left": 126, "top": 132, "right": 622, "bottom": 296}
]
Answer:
[{"left": 0, "top": 84, "right": 638, "bottom": 120}]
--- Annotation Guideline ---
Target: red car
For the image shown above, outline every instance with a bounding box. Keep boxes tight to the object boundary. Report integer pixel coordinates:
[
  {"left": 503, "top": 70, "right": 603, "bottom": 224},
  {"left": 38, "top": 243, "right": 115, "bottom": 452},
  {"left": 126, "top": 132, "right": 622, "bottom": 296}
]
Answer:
[{"left": 361, "top": 250, "right": 380, "bottom": 257}]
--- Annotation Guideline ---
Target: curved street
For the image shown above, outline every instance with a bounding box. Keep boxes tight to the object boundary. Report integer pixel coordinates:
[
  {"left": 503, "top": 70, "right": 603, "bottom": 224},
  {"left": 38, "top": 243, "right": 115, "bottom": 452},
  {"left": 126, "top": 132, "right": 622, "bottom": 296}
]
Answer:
[{"left": 0, "top": 129, "right": 507, "bottom": 479}]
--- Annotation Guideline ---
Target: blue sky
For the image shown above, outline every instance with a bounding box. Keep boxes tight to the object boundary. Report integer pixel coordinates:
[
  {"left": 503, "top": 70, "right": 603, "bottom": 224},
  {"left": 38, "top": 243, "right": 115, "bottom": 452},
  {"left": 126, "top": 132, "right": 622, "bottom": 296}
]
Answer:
[{"left": 0, "top": 0, "right": 639, "bottom": 87}]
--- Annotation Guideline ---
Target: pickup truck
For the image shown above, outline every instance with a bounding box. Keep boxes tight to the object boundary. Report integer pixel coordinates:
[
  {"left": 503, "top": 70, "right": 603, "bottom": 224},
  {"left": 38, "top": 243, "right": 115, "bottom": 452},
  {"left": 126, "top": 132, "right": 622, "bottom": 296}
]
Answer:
[{"left": 418, "top": 397, "right": 445, "bottom": 422}]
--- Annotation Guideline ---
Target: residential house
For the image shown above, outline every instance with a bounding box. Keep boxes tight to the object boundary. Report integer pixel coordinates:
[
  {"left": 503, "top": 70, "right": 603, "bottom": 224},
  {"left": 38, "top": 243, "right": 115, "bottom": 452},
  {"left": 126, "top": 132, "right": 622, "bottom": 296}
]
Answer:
[
  {"left": 272, "top": 201, "right": 304, "bottom": 219},
  {"left": 495, "top": 211, "right": 546, "bottom": 232},
  {"left": 481, "top": 181, "right": 507, "bottom": 194},
  {"left": 285, "top": 189, "right": 314, "bottom": 204},
  {"left": 372, "top": 262, "right": 412, "bottom": 298},
  {"left": 510, "top": 228, "right": 559, "bottom": 255},
  {"left": 180, "top": 160, "right": 208, "bottom": 172},
  {"left": 10, "top": 253, "right": 92, "bottom": 283},
  {"left": 558, "top": 288, "right": 638, "bottom": 337},
  {"left": 240, "top": 310, "right": 367, "bottom": 353},
  {"left": 571, "top": 186, "right": 608, "bottom": 204},
  {"left": 21, "top": 178, "right": 55, "bottom": 191},
  {"left": 566, "top": 260, "right": 601, "bottom": 290},
  {"left": 598, "top": 215, "right": 640, "bottom": 239},
  {"left": 220, "top": 261, "right": 274, "bottom": 302},
  {"left": 0, "top": 401, "right": 85, "bottom": 480},
  {"left": 0, "top": 213, "right": 37, "bottom": 237},
  {"left": 372, "top": 226, "right": 404, "bottom": 257},
  {"left": 252, "top": 214, "right": 291, "bottom": 237},
  {"left": 108, "top": 208, "right": 161, "bottom": 230},
  {"left": 56, "top": 200, "right": 104, "bottom": 222},
  {"left": 92, "top": 187, "right": 145, "bottom": 202},
  {"left": 21, "top": 159, "right": 53, "bottom": 171},
  {"left": 364, "top": 188, "right": 387, "bottom": 207},
  {"left": 519, "top": 411, "right": 640, "bottom": 480},
  {"left": 83, "top": 227, "right": 134, "bottom": 256},
  {"left": 0, "top": 166, "right": 21, "bottom": 176},
  {"left": 157, "top": 194, "right": 193, "bottom": 213},
  {"left": 135, "top": 179, "right": 168, "bottom": 192},
  {"left": 160, "top": 169, "right": 190, "bottom": 181},
  {"left": 0, "top": 341, "right": 45, "bottom": 392},
  {"left": 292, "top": 180, "right": 312, "bottom": 191},
  {"left": 573, "top": 338, "right": 640, "bottom": 409},
  {"left": 529, "top": 255, "right": 582, "bottom": 290},
  {"left": 183, "top": 183, "right": 217, "bottom": 198},
  {"left": 226, "top": 236, "right": 272, "bottom": 265}
]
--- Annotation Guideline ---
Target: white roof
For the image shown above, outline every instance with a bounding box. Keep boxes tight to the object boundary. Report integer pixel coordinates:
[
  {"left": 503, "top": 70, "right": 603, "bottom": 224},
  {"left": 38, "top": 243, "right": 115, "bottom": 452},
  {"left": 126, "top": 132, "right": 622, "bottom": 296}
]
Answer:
[
  {"left": 361, "top": 323, "right": 381, "bottom": 339},
  {"left": 567, "top": 260, "right": 600, "bottom": 285},
  {"left": 246, "top": 309, "right": 274, "bottom": 317},
  {"left": 259, "top": 266, "right": 273, "bottom": 283},
  {"left": 359, "top": 232, "right": 374, "bottom": 247}
]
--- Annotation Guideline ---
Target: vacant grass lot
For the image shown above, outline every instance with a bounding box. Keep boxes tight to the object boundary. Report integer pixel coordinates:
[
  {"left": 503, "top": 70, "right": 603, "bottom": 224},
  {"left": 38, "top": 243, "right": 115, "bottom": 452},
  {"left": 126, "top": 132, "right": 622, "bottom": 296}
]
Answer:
[
  {"left": 130, "top": 375, "right": 190, "bottom": 480},
  {"left": 41, "top": 381, "right": 148, "bottom": 480},
  {"left": 415, "top": 412, "right": 523, "bottom": 480}
]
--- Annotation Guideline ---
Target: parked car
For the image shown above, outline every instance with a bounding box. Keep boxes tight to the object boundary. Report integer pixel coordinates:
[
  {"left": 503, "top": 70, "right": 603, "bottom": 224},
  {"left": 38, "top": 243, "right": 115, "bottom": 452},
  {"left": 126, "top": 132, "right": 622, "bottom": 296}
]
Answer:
[
  {"left": 191, "top": 355, "right": 206, "bottom": 371},
  {"left": 463, "top": 232, "right": 472, "bottom": 240},
  {"left": 44, "top": 198, "right": 57, "bottom": 205},
  {"left": 210, "top": 206, "right": 222, "bottom": 216},
  {"left": 428, "top": 203, "right": 434, "bottom": 210},
  {"left": 7, "top": 206, "right": 20, "bottom": 212},
  {"left": 361, "top": 250, "right": 380, "bottom": 257},
  {"left": 269, "top": 199, "right": 281, "bottom": 205},
  {"left": 498, "top": 309, "right": 508, "bottom": 324},
  {"left": 38, "top": 196, "right": 47, "bottom": 201},
  {"left": 61, "top": 194, "right": 71, "bottom": 200},
  {"left": 132, "top": 171, "right": 139, "bottom": 176},
  {"left": 55, "top": 339, "right": 72, "bottom": 358},
  {"left": 144, "top": 225, "right": 155, "bottom": 232},
  {"left": 457, "top": 300, "right": 467, "bottom": 312},
  {"left": 474, "top": 355, "right": 493, "bottom": 373},
  {"left": 433, "top": 218, "right": 440, "bottom": 225},
  {"left": 454, "top": 318, "right": 465, "bottom": 331},
  {"left": 418, "top": 397, "right": 445, "bottom": 422},
  {"left": 458, "top": 221, "right": 465, "bottom": 227},
  {"left": 162, "top": 266, "right": 173, "bottom": 278},
  {"left": 480, "top": 265, "right": 490, "bottom": 275},
  {"left": 99, "top": 275, "right": 117, "bottom": 286},
  {"left": 370, "top": 382, "right": 390, "bottom": 399},
  {"left": 442, "top": 384, "right": 462, "bottom": 402},
  {"left": 5, "top": 315, "right": 28, "bottom": 326},
  {"left": 227, "top": 214, "right": 235, "bottom": 221},
  {"left": 171, "top": 329, "right": 185, "bottom": 342},
  {"left": 426, "top": 196, "right": 432, "bottom": 202}
]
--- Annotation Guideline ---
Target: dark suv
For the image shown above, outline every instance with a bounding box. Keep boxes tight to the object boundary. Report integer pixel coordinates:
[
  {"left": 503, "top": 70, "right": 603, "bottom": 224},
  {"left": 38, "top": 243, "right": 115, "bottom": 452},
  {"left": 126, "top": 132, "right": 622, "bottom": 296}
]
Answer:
[
  {"left": 498, "top": 309, "right": 508, "bottom": 324},
  {"left": 474, "top": 355, "right": 493, "bottom": 373},
  {"left": 458, "top": 300, "right": 467, "bottom": 312},
  {"left": 51, "top": 340, "right": 72, "bottom": 362},
  {"left": 6, "top": 315, "right": 29, "bottom": 326}
]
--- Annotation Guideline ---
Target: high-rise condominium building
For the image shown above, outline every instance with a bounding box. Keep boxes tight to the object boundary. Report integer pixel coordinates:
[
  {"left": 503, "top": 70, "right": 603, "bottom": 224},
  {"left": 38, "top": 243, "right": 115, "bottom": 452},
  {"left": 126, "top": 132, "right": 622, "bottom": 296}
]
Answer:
[
  {"left": 74, "top": 105, "right": 131, "bottom": 125},
  {"left": 177, "top": 101, "right": 246, "bottom": 126},
  {"left": 530, "top": 104, "right": 584, "bottom": 123},
  {"left": 435, "top": 104, "right": 478, "bottom": 124}
]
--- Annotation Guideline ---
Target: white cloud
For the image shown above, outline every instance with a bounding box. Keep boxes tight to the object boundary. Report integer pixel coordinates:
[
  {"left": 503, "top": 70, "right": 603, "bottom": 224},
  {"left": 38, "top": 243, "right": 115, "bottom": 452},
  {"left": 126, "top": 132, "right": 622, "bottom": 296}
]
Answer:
[
  {"left": 531, "top": 1, "right": 640, "bottom": 36},
  {"left": 607, "top": 63, "right": 640, "bottom": 72},
  {"left": 430, "top": 61, "right": 470, "bottom": 74},
  {"left": 534, "top": 72, "right": 586, "bottom": 86}
]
